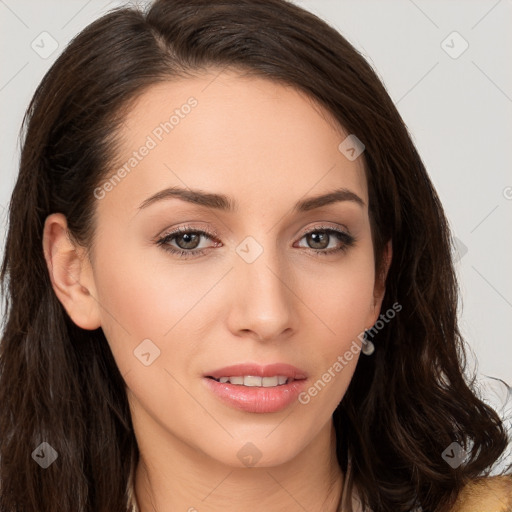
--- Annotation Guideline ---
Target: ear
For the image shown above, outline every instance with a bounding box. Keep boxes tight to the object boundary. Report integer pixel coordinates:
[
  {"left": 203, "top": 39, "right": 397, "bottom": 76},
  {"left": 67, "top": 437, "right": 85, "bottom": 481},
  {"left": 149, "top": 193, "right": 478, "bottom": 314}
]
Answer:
[
  {"left": 367, "top": 239, "right": 392, "bottom": 327},
  {"left": 42, "top": 213, "right": 101, "bottom": 330}
]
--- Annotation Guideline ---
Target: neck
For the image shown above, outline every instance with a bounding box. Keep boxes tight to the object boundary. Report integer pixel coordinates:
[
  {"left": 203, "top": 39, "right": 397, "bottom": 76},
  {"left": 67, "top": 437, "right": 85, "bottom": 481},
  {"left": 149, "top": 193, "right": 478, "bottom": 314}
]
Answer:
[{"left": 133, "top": 419, "right": 343, "bottom": 512}]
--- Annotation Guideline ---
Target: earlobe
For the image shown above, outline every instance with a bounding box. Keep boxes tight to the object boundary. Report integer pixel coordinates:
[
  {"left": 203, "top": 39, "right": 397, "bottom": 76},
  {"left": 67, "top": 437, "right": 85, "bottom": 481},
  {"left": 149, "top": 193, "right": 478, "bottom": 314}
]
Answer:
[{"left": 42, "top": 213, "right": 101, "bottom": 330}]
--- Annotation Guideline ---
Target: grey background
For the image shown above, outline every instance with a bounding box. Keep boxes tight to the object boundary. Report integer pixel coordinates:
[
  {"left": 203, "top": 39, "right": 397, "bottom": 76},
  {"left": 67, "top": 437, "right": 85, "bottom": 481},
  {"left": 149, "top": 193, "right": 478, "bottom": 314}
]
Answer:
[{"left": 1, "top": 0, "right": 511, "bottom": 384}]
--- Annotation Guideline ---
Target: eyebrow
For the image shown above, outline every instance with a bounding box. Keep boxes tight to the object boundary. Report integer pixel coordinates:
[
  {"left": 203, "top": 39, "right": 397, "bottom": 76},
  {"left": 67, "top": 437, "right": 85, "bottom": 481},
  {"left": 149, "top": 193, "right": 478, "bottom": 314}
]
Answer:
[{"left": 137, "top": 186, "right": 365, "bottom": 213}]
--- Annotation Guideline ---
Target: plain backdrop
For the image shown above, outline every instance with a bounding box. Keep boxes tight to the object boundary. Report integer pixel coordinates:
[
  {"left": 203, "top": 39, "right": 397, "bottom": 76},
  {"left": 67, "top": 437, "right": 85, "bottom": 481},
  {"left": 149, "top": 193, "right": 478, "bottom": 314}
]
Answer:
[{"left": 1, "top": 0, "right": 511, "bottom": 385}]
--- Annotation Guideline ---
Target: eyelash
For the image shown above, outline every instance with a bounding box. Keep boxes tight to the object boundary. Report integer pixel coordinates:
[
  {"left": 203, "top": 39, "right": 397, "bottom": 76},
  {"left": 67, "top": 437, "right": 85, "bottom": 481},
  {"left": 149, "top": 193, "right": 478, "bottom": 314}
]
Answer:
[{"left": 156, "top": 224, "right": 356, "bottom": 260}]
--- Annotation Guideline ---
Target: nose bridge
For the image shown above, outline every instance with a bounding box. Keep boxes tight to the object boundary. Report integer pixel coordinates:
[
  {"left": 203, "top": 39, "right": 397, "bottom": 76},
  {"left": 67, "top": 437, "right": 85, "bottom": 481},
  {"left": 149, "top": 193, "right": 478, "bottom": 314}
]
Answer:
[{"left": 230, "top": 233, "right": 294, "bottom": 340}]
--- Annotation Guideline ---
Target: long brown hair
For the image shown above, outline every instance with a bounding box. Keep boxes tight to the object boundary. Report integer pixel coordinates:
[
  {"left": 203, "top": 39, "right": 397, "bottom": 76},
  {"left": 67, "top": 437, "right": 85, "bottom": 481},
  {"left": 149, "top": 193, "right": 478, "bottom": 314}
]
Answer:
[{"left": 1, "top": 1, "right": 509, "bottom": 511}]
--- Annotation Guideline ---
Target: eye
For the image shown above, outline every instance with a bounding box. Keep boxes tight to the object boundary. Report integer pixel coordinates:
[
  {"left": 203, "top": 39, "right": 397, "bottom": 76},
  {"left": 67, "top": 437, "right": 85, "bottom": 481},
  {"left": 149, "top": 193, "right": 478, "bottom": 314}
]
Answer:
[
  {"left": 156, "top": 225, "right": 220, "bottom": 259},
  {"left": 295, "top": 226, "right": 355, "bottom": 256}
]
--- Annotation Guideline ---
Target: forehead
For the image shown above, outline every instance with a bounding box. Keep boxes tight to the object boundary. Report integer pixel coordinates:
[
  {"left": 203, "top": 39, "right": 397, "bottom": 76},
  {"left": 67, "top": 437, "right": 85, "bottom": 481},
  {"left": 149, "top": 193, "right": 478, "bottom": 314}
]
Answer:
[{"left": 98, "top": 69, "right": 368, "bottom": 218}]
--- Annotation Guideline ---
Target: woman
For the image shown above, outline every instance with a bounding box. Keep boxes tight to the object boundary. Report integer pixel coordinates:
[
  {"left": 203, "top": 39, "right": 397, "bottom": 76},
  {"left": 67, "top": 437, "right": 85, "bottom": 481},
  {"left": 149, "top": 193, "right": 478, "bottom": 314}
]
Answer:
[{"left": 0, "top": 0, "right": 510, "bottom": 511}]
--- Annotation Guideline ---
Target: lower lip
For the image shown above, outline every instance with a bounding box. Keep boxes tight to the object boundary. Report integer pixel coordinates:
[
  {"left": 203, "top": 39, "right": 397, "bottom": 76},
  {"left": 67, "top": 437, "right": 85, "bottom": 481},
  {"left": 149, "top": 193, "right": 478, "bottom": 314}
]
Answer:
[{"left": 203, "top": 378, "right": 307, "bottom": 413}]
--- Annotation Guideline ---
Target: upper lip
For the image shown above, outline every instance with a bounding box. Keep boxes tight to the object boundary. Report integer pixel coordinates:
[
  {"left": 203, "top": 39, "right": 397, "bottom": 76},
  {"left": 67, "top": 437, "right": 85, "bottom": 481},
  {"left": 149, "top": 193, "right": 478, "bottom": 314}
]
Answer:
[{"left": 205, "top": 363, "right": 307, "bottom": 380}]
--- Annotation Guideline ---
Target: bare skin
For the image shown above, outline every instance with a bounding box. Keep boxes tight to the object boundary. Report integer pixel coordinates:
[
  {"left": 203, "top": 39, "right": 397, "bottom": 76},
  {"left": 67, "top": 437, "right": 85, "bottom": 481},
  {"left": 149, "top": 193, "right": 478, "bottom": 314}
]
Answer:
[{"left": 43, "top": 69, "right": 391, "bottom": 511}]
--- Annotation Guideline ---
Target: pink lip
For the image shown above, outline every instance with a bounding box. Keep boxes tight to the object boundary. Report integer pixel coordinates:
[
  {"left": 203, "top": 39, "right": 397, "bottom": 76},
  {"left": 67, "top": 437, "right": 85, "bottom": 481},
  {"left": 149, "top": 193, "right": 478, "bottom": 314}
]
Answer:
[{"left": 203, "top": 363, "right": 307, "bottom": 414}]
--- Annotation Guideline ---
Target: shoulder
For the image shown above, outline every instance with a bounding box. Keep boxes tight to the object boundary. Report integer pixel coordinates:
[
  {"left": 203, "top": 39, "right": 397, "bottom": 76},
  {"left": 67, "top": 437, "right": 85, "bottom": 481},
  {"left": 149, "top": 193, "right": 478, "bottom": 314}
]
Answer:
[{"left": 450, "top": 475, "right": 512, "bottom": 512}]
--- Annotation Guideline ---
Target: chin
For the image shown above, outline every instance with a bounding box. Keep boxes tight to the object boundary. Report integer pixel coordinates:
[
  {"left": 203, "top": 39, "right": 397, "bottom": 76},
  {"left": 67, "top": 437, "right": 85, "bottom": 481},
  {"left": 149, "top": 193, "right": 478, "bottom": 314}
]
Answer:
[{"left": 200, "top": 430, "right": 311, "bottom": 470}]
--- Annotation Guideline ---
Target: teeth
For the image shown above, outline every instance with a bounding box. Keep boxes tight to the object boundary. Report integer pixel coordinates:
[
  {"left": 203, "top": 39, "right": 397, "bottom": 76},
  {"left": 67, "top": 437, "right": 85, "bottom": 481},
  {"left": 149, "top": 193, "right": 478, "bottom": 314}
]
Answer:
[
  {"left": 262, "top": 376, "right": 278, "bottom": 387},
  {"left": 244, "top": 376, "right": 262, "bottom": 387},
  {"left": 214, "top": 375, "right": 290, "bottom": 387}
]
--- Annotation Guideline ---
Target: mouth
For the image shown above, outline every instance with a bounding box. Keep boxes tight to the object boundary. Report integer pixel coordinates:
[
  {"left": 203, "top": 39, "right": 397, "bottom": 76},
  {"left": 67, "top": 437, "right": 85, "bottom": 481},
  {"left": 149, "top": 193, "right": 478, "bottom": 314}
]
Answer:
[
  {"left": 203, "top": 363, "right": 308, "bottom": 413},
  {"left": 206, "top": 375, "right": 294, "bottom": 387}
]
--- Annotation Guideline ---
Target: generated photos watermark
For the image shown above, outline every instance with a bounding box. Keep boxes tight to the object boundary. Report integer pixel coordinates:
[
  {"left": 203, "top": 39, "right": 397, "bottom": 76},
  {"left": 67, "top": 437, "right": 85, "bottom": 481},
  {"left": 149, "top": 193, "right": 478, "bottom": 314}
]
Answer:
[
  {"left": 298, "top": 301, "right": 402, "bottom": 405},
  {"left": 93, "top": 97, "right": 198, "bottom": 200}
]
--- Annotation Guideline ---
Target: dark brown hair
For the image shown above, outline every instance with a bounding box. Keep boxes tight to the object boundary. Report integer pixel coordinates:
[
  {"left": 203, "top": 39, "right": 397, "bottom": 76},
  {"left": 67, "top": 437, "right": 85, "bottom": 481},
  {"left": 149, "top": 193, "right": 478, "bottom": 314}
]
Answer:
[{"left": 1, "top": 1, "right": 509, "bottom": 511}]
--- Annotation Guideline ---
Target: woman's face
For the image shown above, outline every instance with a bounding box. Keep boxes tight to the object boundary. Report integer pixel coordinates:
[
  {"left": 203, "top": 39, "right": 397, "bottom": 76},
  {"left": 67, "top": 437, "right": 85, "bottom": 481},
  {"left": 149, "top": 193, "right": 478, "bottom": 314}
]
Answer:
[{"left": 53, "top": 70, "right": 388, "bottom": 468}]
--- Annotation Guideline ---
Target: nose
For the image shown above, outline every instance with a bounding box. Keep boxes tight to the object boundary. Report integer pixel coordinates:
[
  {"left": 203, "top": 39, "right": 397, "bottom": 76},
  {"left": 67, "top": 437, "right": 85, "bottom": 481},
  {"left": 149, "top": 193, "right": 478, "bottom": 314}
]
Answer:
[{"left": 226, "top": 242, "right": 297, "bottom": 343}]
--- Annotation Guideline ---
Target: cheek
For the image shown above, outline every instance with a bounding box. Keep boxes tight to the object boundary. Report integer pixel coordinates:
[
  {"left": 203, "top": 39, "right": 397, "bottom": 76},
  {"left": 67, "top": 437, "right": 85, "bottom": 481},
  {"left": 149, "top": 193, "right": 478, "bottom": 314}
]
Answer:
[
  {"left": 90, "top": 237, "right": 211, "bottom": 372},
  {"left": 313, "top": 269, "right": 374, "bottom": 324},
  {"left": 300, "top": 247, "right": 376, "bottom": 340},
  {"left": 295, "top": 243, "right": 376, "bottom": 384},
  {"left": 293, "top": 265, "right": 374, "bottom": 418}
]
